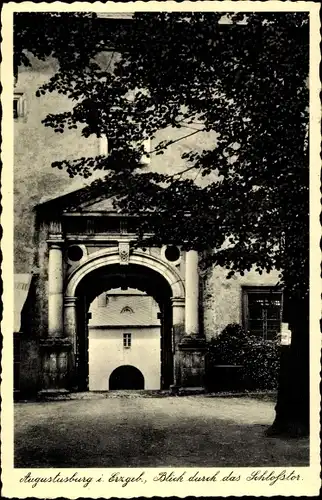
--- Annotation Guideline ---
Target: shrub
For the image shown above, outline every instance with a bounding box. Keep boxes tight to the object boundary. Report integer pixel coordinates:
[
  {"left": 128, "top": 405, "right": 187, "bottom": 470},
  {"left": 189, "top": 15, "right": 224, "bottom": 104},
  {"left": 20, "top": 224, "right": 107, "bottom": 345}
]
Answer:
[
  {"left": 242, "top": 336, "right": 280, "bottom": 390},
  {"left": 208, "top": 323, "right": 247, "bottom": 366},
  {"left": 206, "top": 323, "right": 280, "bottom": 392}
]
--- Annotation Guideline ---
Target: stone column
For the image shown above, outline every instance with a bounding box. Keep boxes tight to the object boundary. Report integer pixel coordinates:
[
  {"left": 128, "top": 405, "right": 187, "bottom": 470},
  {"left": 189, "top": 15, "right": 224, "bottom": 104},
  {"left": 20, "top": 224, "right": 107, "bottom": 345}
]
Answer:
[
  {"left": 39, "top": 237, "right": 72, "bottom": 397},
  {"left": 185, "top": 250, "right": 199, "bottom": 335},
  {"left": 48, "top": 241, "right": 64, "bottom": 337},
  {"left": 177, "top": 250, "right": 207, "bottom": 390}
]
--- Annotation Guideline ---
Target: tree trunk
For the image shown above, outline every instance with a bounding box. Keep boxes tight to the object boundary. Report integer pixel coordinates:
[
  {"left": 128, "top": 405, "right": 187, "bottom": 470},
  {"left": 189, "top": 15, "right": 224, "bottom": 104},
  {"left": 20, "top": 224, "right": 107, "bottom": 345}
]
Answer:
[{"left": 265, "top": 295, "right": 309, "bottom": 437}]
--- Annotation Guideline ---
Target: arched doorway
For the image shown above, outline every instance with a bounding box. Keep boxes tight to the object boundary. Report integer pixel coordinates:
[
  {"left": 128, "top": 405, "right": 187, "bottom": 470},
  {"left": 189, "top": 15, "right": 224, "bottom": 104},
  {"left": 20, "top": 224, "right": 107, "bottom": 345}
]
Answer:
[
  {"left": 65, "top": 253, "right": 185, "bottom": 391},
  {"left": 109, "top": 365, "right": 144, "bottom": 390},
  {"left": 64, "top": 250, "right": 185, "bottom": 391},
  {"left": 75, "top": 264, "right": 172, "bottom": 391}
]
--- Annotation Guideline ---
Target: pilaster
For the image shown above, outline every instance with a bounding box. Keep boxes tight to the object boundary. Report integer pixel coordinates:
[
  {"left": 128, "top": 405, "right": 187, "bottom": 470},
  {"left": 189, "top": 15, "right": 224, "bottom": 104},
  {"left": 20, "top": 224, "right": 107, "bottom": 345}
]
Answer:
[
  {"left": 47, "top": 238, "right": 64, "bottom": 337},
  {"left": 171, "top": 297, "right": 185, "bottom": 386}
]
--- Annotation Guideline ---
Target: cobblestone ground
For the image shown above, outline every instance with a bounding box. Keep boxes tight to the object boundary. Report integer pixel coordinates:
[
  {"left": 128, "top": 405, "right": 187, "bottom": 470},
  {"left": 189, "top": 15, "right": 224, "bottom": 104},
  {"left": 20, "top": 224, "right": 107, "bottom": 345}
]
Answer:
[{"left": 14, "top": 393, "right": 309, "bottom": 468}]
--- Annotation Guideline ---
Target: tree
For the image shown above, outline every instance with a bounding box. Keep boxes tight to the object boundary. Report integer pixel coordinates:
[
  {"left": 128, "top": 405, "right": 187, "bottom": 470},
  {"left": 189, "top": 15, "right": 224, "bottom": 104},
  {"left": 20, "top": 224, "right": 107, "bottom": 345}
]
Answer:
[{"left": 14, "top": 11, "right": 310, "bottom": 436}]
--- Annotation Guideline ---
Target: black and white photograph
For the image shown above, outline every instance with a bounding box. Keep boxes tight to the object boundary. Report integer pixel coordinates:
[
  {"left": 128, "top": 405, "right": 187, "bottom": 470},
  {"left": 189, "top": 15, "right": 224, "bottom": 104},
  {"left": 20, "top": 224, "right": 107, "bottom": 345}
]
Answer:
[{"left": 1, "top": 2, "right": 320, "bottom": 497}]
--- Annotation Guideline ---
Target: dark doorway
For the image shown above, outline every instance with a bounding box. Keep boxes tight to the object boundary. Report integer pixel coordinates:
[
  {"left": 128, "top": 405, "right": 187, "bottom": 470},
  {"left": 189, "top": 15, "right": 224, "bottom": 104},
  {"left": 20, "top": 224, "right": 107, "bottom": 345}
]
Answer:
[{"left": 109, "top": 365, "right": 144, "bottom": 390}]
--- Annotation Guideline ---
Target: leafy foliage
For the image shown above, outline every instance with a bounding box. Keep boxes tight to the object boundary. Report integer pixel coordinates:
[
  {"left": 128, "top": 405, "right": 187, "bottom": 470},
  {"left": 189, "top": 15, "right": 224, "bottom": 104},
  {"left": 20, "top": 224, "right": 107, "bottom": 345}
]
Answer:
[
  {"left": 208, "top": 323, "right": 248, "bottom": 365},
  {"left": 207, "top": 323, "right": 280, "bottom": 391},
  {"left": 14, "top": 11, "right": 311, "bottom": 433},
  {"left": 14, "top": 12, "right": 309, "bottom": 302},
  {"left": 242, "top": 337, "right": 280, "bottom": 391}
]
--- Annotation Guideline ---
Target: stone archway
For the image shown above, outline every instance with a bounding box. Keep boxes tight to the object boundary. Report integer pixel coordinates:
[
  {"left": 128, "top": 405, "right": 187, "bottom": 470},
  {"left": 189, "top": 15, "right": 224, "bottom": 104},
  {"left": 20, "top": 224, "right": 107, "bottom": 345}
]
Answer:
[
  {"left": 65, "top": 249, "right": 185, "bottom": 298},
  {"left": 109, "top": 365, "right": 145, "bottom": 390},
  {"left": 64, "top": 249, "right": 185, "bottom": 390}
]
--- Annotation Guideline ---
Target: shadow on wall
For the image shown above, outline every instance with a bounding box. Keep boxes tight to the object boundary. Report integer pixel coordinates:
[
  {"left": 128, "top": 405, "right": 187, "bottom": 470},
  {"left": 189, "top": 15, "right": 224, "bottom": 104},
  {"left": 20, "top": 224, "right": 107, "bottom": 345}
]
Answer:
[{"left": 109, "top": 365, "right": 145, "bottom": 390}]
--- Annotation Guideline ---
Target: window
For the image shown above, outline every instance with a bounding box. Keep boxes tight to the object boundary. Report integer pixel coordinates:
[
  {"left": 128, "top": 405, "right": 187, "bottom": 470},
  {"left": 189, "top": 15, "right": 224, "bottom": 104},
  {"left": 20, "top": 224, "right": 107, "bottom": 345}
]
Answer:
[
  {"left": 13, "top": 98, "right": 18, "bottom": 119},
  {"left": 99, "top": 135, "right": 150, "bottom": 164},
  {"left": 123, "top": 333, "right": 132, "bottom": 348},
  {"left": 14, "top": 92, "right": 25, "bottom": 119},
  {"left": 242, "top": 287, "right": 283, "bottom": 340}
]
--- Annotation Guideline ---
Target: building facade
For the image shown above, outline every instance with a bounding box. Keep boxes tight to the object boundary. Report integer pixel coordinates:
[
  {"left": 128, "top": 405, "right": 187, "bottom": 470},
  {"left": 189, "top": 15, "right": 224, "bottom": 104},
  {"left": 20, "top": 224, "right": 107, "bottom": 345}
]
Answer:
[
  {"left": 88, "top": 289, "right": 161, "bottom": 390},
  {"left": 13, "top": 33, "right": 282, "bottom": 398}
]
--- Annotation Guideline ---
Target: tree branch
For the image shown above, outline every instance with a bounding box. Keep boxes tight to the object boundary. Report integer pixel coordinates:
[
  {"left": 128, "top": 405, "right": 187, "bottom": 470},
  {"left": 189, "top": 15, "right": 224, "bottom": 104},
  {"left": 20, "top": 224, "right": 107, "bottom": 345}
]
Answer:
[
  {"left": 149, "top": 128, "right": 204, "bottom": 155},
  {"left": 164, "top": 164, "right": 199, "bottom": 180}
]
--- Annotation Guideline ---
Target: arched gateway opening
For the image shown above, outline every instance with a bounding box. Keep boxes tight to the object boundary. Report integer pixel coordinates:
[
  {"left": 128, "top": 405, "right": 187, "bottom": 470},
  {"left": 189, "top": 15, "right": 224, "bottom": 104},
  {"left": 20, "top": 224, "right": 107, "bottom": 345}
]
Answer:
[
  {"left": 109, "top": 366, "right": 145, "bottom": 390},
  {"left": 65, "top": 251, "right": 185, "bottom": 391}
]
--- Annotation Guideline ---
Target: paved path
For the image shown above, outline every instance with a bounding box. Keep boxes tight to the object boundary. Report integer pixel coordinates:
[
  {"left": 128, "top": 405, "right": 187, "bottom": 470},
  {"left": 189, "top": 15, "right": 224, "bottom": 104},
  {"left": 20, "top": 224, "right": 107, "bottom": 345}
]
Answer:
[{"left": 14, "top": 395, "right": 309, "bottom": 468}]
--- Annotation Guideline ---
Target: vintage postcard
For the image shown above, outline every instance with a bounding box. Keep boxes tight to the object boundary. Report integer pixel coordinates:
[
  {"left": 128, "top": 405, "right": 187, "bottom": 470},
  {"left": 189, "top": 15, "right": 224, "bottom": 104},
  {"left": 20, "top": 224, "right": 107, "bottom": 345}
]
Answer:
[{"left": 1, "top": 1, "right": 321, "bottom": 497}]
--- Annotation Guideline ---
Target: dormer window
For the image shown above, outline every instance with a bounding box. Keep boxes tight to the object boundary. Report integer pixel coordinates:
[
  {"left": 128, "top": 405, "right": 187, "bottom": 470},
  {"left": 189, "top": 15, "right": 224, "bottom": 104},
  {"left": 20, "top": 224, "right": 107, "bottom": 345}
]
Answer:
[{"left": 120, "top": 306, "right": 134, "bottom": 314}]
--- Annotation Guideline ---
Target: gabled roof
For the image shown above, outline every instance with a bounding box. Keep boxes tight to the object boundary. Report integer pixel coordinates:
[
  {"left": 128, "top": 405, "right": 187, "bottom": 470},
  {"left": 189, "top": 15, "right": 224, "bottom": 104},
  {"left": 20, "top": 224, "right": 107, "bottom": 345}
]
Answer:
[{"left": 36, "top": 182, "right": 118, "bottom": 216}]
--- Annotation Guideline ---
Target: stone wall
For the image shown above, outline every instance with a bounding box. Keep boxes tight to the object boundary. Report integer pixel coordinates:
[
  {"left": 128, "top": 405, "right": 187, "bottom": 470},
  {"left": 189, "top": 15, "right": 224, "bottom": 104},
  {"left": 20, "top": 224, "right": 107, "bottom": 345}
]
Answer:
[
  {"left": 202, "top": 266, "right": 280, "bottom": 340},
  {"left": 19, "top": 338, "right": 41, "bottom": 396}
]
